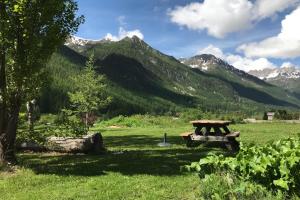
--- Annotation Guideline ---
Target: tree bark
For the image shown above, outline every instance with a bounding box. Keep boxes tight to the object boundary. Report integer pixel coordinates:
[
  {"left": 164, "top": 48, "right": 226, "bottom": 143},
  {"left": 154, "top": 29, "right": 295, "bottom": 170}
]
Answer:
[
  {"left": 1, "top": 14, "right": 25, "bottom": 164},
  {"left": 0, "top": 50, "right": 7, "bottom": 164},
  {"left": 85, "top": 112, "right": 88, "bottom": 129},
  {"left": 0, "top": 1, "right": 7, "bottom": 164},
  {"left": 3, "top": 95, "right": 21, "bottom": 163}
]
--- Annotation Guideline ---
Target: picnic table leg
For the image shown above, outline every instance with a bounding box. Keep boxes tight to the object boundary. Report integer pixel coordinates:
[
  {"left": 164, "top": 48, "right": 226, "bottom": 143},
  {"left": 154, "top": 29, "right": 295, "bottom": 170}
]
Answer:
[
  {"left": 225, "top": 138, "right": 240, "bottom": 152},
  {"left": 186, "top": 136, "right": 200, "bottom": 148},
  {"left": 204, "top": 127, "right": 211, "bottom": 136},
  {"left": 222, "top": 126, "right": 231, "bottom": 134},
  {"left": 195, "top": 126, "right": 203, "bottom": 135},
  {"left": 213, "top": 127, "right": 222, "bottom": 136}
]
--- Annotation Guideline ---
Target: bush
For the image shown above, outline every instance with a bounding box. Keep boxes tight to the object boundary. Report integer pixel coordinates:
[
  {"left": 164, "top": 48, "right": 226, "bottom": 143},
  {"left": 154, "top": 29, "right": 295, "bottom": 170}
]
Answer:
[
  {"left": 56, "top": 109, "right": 87, "bottom": 136},
  {"left": 96, "top": 114, "right": 184, "bottom": 128},
  {"left": 198, "top": 173, "right": 284, "bottom": 200},
  {"left": 180, "top": 109, "right": 203, "bottom": 122},
  {"left": 184, "top": 137, "right": 300, "bottom": 194}
]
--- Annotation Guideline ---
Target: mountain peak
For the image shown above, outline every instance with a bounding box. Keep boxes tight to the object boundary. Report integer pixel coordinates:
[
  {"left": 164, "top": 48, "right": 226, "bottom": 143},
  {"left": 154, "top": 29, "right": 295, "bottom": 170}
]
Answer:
[
  {"left": 181, "top": 54, "right": 228, "bottom": 71},
  {"left": 121, "top": 35, "right": 144, "bottom": 44}
]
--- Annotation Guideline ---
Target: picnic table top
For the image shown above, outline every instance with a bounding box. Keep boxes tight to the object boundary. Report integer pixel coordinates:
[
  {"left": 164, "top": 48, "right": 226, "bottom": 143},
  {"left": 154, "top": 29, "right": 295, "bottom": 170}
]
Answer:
[{"left": 190, "top": 120, "right": 231, "bottom": 126}]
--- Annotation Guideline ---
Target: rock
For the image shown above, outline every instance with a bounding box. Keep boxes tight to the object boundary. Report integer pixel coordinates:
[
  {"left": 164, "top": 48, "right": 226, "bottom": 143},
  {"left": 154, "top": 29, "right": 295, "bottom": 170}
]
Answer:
[{"left": 46, "top": 133, "right": 105, "bottom": 154}]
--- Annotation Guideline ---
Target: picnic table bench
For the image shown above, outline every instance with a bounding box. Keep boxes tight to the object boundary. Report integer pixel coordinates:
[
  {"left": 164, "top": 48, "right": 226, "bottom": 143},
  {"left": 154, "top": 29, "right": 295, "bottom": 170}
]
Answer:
[{"left": 180, "top": 120, "right": 240, "bottom": 151}]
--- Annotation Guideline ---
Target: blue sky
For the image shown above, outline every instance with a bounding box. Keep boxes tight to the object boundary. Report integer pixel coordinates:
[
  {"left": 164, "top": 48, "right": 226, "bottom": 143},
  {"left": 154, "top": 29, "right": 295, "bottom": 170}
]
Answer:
[{"left": 75, "top": 0, "right": 300, "bottom": 72}]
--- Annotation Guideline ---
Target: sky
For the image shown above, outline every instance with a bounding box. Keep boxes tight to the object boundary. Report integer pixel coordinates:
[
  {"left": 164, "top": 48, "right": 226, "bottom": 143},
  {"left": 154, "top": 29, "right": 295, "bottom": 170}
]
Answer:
[{"left": 75, "top": 0, "right": 300, "bottom": 72}]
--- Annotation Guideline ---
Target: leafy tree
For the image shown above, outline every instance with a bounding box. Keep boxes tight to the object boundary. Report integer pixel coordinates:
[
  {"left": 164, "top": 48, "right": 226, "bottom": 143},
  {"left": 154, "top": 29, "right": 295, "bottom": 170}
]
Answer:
[
  {"left": 62, "top": 54, "right": 111, "bottom": 135},
  {"left": 0, "top": 0, "right": 83, "bottom": 163},
  {"left": 274, "top": 110, "right": 291, "bottom": 120}
]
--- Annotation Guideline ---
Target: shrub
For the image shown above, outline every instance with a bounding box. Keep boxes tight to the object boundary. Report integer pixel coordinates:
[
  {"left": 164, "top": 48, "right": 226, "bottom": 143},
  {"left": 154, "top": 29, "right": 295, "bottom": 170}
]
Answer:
[
  {"left": 184, "top": 137, "right": 300, "bottom": 194},
  {"left": 180, "top": 109, "right": 203, "bottom": 122},
  {"left": 56, "top": 109, "right": 87, "bottom": 136},
  {"left": 198, "top": 173, "right": 283, "bottom": 200},
  {"left": 96, "top": 114, "right": 184, "bottom": 128}
]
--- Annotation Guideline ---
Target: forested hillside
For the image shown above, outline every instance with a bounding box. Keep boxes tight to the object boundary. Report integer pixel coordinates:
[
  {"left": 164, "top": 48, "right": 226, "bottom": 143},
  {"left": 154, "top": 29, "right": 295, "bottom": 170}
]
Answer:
[{"left": 40, "top": 37, "right": 300, "bottom": 116}]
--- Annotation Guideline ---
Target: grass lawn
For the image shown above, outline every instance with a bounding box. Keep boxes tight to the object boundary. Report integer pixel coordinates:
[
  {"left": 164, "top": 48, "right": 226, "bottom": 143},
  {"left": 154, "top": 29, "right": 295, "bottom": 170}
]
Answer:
[{"left": 1, "top": 121, "right": 300, "bottom": 200}]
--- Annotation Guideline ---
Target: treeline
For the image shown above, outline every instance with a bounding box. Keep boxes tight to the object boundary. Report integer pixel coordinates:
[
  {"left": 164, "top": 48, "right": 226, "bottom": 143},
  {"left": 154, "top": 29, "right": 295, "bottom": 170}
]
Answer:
[
  {"left": 274, "top": 110, "right": 300, "bottom": 120},
  {"left": 263, "top": 110, "right": 300, "bottom": 120}
]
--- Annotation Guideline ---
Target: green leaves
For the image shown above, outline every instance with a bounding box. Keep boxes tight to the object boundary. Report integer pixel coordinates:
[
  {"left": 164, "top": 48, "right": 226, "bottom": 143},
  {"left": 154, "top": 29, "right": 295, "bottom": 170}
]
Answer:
[
  {"left": 273, "top": 179, "right": 289, "bottom": 190},
  {"left": 187, "top": 137, "right": 300, "bottom": 193},
  {"left": 13, "top": 4, "right": 20, "bottom": 12},
  {"left": 62, "top": 54, "right": 111, "bottom": 135}
]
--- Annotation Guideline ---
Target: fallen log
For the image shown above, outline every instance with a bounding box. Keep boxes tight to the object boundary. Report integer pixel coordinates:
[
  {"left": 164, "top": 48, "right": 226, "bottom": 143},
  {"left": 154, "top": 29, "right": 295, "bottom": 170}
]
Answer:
[
  {"left": 17, "top": 141, "right": 46, "bottom": 152},
  {"left": 17, "top": 133, "right": 105, "bottom": 154}
]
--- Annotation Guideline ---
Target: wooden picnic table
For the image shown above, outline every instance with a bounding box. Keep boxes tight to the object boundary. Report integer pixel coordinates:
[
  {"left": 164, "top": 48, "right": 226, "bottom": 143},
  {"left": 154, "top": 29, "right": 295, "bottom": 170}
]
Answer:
[{"left": 181, "top": 120, "right": 240, "bottom": 151}]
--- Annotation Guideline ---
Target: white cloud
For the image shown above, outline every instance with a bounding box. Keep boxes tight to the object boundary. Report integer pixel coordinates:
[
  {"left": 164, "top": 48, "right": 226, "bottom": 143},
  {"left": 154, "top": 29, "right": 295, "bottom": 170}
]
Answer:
[
  {"left": 254, "top": 0, "right": 299, "bottom": 19},
  {"left": 119, "top": 27, "right": 144, "bottom": 39},
  {"left": 238, "top": 7, "right": 300, "bottom": 58},
  {"left": 117, "top": 16, "right": 127, "bottom": 26},
  {"left": 198, "top": 44, "right": 277, "bottom": 72},
  {"left": 104, "top": 33, "right": 119, "bottom": 41},
  {"left": 168, "top": 0, "right": 299, "bottom": 38},
  {"left": 168, "top": 0, "right": 253, "bottom": 38},
  {"left": 104, "top": 27, "right": 144, "bottom": 41},
  {"left": 226, "top": 54, "right": 276, "bottom": 71},
  {"left": 197, "top": 44, "right": 225, "bottom": 59},
  {"left": 280, "top": 62, "right": 299, "bottom": 68}
]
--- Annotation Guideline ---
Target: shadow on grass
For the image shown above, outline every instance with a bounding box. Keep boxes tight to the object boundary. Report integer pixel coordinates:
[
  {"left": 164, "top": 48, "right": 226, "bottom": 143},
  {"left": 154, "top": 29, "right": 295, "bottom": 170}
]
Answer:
[
  {"left": 18, "top": 135, "right": 226, "bottom": 177},
  {"left": 103, "top": 134, "right": 186, "bottom": 148}
]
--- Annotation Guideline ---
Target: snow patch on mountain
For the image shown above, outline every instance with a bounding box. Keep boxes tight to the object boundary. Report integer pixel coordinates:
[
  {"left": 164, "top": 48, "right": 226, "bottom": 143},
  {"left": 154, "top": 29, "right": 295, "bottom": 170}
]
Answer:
[
  {"left": 249, "top": 66, "right": 300, "bottom": 80},
  {"left": 65, "top": 36, "right": 105, "bottom": 46},
  {"left": 267, "top": 71, "right": 279, "bottom": 79}
]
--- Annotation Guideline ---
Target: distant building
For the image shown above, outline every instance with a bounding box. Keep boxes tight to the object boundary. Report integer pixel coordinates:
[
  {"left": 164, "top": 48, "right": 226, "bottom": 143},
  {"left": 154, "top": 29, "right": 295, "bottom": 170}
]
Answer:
[{"left": 267, "top": 112, "right": 275, "bottom": 121}]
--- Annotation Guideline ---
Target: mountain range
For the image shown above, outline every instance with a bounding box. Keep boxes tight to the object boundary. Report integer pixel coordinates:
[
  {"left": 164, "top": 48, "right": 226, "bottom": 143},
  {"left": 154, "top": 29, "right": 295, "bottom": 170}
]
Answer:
[
  {"left": 248, "top": 66, "right": 300, "bottom": 96},
  {"left": 40, "top": 36, "right": 300, "bottom": 116}
]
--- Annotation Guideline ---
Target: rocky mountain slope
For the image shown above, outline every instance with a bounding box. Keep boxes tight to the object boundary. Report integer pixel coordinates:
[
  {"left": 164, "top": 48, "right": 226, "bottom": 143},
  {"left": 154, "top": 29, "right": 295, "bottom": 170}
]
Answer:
[{"left": 248, "top": 66, "right": 300, "bottom": 95}]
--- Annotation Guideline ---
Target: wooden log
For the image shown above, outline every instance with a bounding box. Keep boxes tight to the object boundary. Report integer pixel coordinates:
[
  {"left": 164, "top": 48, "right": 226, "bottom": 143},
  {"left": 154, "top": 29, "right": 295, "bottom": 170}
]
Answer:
[
  {"left": 46, "top": 132, "right": 105, "bottom": 154},
  {"left": 17, "top": 141, "right": 46, "bottom": 152},
  {"left": 17, "top": 133, "right": 106, "bottom": 154}
]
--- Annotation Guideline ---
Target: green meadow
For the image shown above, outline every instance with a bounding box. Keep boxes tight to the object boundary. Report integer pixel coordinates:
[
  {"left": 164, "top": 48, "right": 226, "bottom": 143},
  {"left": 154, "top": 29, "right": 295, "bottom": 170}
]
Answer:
[{"left": 1, "top": 117, "right": 300, "bottom": 200}]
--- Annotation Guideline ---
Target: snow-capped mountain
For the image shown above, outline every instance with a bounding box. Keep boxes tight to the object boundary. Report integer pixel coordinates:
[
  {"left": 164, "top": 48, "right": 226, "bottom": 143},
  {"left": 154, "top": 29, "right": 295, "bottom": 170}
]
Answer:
[
  {"left": 64, "top": 35, "right": 115, "bottom": 52},
  {"left": 181, "top": 54, "right": 265, "bottom": 85},
  {"left": 180, "top": 54, "right": 226, "bottom": 71},
  {"left": 65, "top": 35, "right": 108, "bottom": 46},
  {"left": 248, "top": 66, "right": 300, "bottom": 80},
  {"left": 249, "top": 65, "right": 300, "bottom": 94}
]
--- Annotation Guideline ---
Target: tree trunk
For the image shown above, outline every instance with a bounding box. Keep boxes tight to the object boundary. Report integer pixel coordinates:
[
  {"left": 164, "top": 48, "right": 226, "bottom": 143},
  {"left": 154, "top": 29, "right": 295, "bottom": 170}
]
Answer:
[
  {"left": 0, "top": 50, "right": 7, "bottom": 164},
  {"left": 4, "top": 96, "right": 21, "bottom": 163},
  {"left": 85, "top": 112, "right": 88, "bottom": 129},
  {"left": 0, "top": 132, "right": 5, "bottom": 164},
  {"left": 0, "top": 0, "right": 8, "bottom": 165}
]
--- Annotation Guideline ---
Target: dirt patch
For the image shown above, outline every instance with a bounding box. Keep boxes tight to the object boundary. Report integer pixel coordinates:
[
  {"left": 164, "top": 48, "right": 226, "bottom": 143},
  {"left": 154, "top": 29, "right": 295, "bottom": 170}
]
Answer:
[
  {"left": 0, "top": 164, "right": 19, "bottom": 177},
  {"left": 108, "top": 125, "right": 123, "bottom": 129}
]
